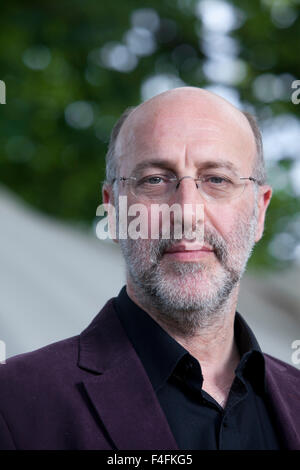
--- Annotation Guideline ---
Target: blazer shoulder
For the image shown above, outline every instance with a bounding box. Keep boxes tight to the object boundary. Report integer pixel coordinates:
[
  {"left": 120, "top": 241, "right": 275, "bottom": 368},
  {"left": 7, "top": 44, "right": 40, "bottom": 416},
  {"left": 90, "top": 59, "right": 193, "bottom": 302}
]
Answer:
[
  {"left": 0, "top": 297, "right": 118, "bottom": 384},
  {"left": 0, "top": 335, "right": 79, "bottom": 382},
  {"left": 263, "top": 352, "right": 300, "bottom": 380}
]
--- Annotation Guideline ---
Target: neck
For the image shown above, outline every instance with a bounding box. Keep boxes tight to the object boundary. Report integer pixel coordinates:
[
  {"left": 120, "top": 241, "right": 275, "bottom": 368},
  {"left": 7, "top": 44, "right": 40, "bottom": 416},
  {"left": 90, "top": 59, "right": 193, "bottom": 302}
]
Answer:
[
  {"left": 173, "top": 306, "right": 240, "bottom": 402},
  {"left": 126, "top": 279, "right": 241, "bottom": 406}
]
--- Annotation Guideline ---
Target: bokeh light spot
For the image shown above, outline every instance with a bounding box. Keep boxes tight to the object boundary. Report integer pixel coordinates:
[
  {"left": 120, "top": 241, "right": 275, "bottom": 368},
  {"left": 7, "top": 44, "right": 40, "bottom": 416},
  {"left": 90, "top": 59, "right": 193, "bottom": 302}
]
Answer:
[{"left": 65, "top": 101, "right": 94, "bottom": 129}]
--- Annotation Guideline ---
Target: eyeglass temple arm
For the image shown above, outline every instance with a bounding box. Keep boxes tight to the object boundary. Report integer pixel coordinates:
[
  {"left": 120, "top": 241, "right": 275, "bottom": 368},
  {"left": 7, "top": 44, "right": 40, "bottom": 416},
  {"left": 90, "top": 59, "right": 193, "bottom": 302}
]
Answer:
[
  {"left": 112, "top": 177, "right": 137, "bottom": 182},
  {"left": 239, "top": 177, "right": 258, "bottom": 183}
]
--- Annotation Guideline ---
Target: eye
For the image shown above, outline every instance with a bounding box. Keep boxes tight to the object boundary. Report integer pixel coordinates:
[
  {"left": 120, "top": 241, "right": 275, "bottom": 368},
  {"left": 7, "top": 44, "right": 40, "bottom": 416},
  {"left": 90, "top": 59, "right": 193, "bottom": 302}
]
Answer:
[
  {"left": 203, "top": 175, "right": 233, "bottom": 185},
  {"left": 138, "top": 175, "right": 168, "bottom": 185}
]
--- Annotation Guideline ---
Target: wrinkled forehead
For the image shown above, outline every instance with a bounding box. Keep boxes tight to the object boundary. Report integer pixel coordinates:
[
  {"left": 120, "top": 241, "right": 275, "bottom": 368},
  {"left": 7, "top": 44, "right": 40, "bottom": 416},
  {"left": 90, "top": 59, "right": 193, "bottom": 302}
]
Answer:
[{"left": 116, "top": 93, "right": 257, "bottom": 174}]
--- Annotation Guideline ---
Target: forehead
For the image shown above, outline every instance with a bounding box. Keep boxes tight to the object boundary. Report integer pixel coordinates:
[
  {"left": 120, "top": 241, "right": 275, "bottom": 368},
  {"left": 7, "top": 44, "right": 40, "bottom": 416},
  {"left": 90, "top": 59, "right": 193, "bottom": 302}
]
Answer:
[{"left": 117, "top": 94, "right": 256, "bottom": 176}]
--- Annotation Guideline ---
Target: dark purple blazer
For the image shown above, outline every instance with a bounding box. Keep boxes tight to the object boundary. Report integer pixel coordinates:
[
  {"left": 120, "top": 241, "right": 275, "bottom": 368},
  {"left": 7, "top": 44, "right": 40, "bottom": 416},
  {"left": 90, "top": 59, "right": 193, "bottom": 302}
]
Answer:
[{"left": 0, "top": 298, "right": 299, "bottom": 450}]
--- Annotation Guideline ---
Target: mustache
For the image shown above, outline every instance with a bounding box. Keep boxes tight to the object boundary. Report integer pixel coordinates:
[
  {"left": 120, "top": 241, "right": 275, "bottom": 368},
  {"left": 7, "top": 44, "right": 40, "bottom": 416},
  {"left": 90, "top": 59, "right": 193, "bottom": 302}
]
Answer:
[{"left": 150, "top": 228, "right": 228, "bottom": 265}]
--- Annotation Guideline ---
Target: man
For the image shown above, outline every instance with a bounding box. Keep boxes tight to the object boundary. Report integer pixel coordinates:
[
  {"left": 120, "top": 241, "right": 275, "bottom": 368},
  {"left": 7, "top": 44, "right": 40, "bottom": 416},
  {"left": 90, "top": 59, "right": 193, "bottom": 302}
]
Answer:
[{"left": 0, "top": 87, "right": 299, "bottom": 450}]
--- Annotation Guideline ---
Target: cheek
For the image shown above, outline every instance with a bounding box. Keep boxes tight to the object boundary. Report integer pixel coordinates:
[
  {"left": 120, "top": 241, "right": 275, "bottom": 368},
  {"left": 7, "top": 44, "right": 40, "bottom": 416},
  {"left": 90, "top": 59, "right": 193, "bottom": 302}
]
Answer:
[
  {"left": 208, "top": 209, "right": 234, "bottom": 239},
  {"left": 205, "top": 200, "right": 253, "bottom": 241}
]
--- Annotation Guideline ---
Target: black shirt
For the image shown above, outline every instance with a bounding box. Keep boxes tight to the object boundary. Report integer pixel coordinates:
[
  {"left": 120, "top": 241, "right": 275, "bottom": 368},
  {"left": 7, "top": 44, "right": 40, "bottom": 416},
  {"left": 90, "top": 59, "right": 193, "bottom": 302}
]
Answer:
[{"left": 114, "top": 286, "right": 283, "bottom": 450}]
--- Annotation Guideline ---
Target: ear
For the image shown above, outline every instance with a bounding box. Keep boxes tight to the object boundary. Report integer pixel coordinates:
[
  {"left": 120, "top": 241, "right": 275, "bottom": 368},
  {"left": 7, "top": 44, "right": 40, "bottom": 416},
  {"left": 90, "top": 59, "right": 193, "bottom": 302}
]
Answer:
[
  {"left": 102, "top": 183, "right": 113, "bottom": 206},
  {"left": 102, "top": 183, "right": 119, "bottom": 244},
  {"left": 255, "top": 184, "right": 272, "bottom": 243}
]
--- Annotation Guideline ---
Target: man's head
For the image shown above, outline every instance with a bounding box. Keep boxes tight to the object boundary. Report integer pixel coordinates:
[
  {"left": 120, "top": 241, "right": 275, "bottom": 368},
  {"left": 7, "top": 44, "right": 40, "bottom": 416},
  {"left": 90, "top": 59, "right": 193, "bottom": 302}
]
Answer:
[{"left": 103, "top": 87, "right": 272, "bottom": 335}]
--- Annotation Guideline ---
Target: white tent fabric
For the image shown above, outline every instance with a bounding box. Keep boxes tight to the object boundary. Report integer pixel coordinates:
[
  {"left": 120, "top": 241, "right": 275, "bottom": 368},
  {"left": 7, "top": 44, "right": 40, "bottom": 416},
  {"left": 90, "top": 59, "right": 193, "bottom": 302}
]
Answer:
[
  {"left": 0, "top": 186, "right": 126, "bottom": 358},
  {"left": 0, "top": 185, "right": 299, "bottom": 366}
]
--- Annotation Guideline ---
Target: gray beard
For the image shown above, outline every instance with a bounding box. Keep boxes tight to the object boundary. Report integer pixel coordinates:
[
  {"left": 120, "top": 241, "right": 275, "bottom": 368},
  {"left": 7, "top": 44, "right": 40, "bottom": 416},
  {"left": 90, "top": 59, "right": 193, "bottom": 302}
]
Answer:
[{"left": 117, "top": 199, "right": 259, "bottom": 336}]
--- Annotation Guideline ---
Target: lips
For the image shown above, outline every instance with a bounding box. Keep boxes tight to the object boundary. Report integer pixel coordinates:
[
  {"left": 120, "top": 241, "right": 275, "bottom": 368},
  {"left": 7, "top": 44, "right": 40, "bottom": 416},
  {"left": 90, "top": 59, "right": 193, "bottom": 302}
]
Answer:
[
  {"left": 165, "top": 244, "right": 213, "bottom": 254},
  {"left": 163, "top": 244, "right": 214, "bottom": 262}
]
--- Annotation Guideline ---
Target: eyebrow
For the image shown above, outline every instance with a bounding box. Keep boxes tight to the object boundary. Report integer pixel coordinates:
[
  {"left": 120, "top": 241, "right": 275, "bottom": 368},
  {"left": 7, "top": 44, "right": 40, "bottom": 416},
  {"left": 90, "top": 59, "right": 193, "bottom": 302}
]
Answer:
[
  {"left": 131, "top": 159, "right": 239, "bottom": 175},
  {"left": 132, "top": 159, "right": 176, "bottom": 174}
]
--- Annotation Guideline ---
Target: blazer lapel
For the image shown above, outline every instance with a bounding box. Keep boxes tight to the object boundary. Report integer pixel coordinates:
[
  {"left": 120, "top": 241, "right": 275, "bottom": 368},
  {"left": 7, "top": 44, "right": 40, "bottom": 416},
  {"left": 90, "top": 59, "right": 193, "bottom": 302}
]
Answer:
[
  {"left": 78, "top": 299, "right": 178, "bottom": 450},
  {"left": 264, "top": 353, "right": 300, "bottom": 450}
]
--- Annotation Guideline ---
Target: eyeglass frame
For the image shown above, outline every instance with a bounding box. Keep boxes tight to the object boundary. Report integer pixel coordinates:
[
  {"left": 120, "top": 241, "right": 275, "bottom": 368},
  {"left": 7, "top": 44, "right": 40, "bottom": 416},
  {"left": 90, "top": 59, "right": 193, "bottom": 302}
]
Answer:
[{"left": 109, "top": 174, "right": 258, "bottom": 201}]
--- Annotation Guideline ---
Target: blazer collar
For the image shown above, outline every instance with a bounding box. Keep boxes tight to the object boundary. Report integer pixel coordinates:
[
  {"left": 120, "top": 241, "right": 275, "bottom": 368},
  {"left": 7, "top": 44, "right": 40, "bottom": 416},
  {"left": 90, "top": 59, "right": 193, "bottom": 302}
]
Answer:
[
  {"left": 264, "top": 354, "right": 300, "bottom": 450},
  {"left": 78, "top": 299, "right": 178, "bottom": 450}
]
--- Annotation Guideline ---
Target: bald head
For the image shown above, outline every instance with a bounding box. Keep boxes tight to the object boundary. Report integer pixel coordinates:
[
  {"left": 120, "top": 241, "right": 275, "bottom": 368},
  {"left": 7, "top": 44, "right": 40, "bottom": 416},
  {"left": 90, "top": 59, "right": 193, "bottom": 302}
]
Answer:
[
  {"left": 105, "top": 87, "right": 266, "bottom": 186},
  {"left": 120, "top": 87, "right": 251, "bottom": 141}
]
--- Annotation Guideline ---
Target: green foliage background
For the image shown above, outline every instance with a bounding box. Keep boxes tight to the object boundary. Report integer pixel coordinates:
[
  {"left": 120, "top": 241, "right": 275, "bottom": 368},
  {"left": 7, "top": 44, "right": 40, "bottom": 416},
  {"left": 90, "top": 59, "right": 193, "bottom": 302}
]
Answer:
[{"left": 0, "top": 0, "right": 299, "bottom": 271}]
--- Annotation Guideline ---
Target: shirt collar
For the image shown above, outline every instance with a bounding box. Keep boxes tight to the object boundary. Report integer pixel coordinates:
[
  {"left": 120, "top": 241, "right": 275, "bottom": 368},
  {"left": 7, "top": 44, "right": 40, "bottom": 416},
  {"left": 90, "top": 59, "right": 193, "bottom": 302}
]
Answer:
[
  {"left": 234, "top": 312, "right": 266, "bottom": 392},
  {"left": 114, "top": 286, "right": 188, "bottom": 391},
  {"left": 114, "top": 285, "right": 266, "bottom": 393}
]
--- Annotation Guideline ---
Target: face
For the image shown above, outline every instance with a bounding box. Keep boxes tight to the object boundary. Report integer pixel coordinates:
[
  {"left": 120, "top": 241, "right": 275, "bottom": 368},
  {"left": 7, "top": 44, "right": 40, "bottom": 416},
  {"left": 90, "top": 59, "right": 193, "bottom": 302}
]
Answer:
[{"left": 104, "top": 89, "right": 272, "bottom": 333}]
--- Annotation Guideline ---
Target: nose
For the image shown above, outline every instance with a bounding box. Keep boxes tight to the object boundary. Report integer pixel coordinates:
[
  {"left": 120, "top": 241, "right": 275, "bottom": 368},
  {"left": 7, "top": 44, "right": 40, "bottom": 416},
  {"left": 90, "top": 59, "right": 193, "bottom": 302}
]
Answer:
[
  {"left": 172, "top": 176, "right": 206, "bottom": 204},
  {"left": 170, "top": 177, "right": 205, "bottom": 241},
  {"left": 175, "top": 176, "right": 199, "bottom": 194}
]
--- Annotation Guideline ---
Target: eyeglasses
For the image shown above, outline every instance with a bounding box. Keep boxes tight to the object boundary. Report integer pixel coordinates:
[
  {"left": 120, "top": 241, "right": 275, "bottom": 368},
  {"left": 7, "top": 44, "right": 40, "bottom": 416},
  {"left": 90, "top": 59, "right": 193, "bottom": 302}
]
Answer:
[{"left": 111, "top": 174, "right": 258, "bottom": 202}]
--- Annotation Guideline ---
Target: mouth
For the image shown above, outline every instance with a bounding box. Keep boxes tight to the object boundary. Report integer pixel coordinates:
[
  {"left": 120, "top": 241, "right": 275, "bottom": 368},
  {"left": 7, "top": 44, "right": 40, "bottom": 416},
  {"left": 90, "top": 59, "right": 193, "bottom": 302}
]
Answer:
[{"left": 163, "top": 244, "right": 214, "bottom": 261}]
